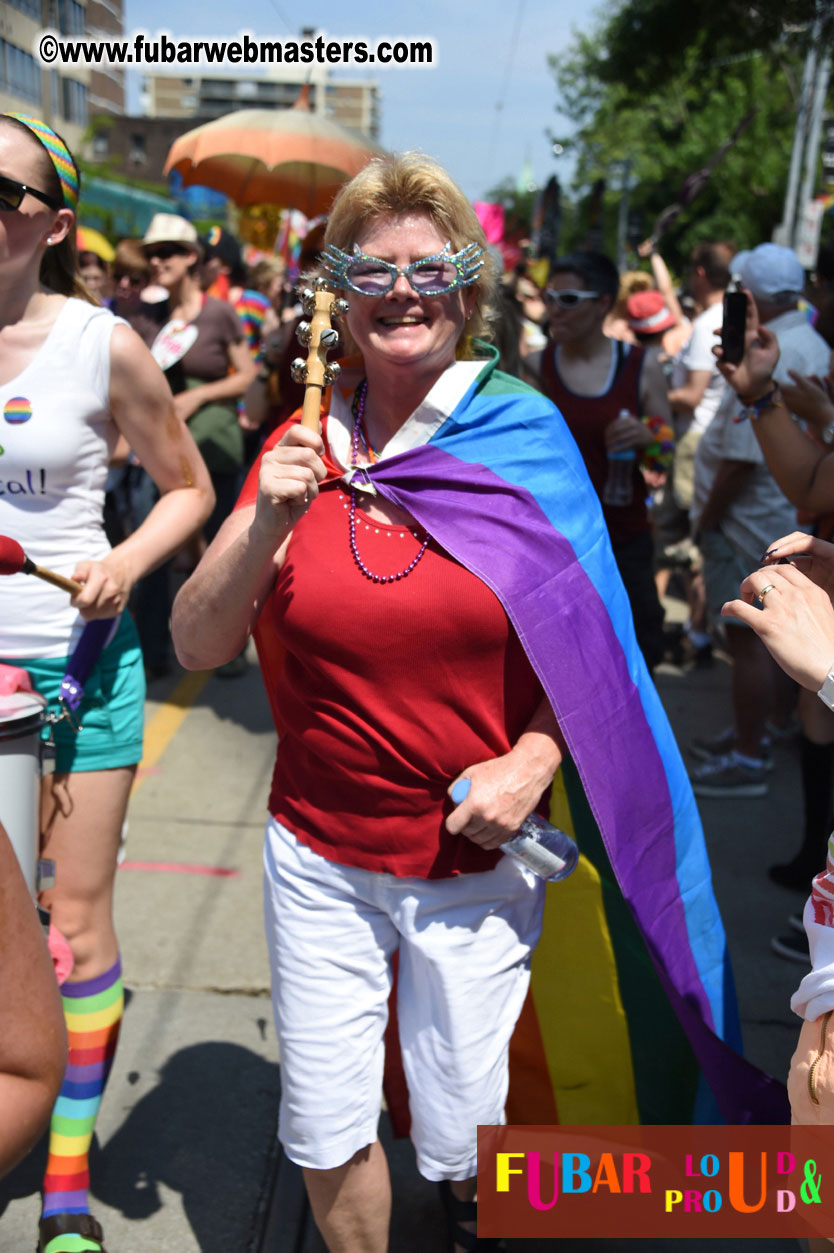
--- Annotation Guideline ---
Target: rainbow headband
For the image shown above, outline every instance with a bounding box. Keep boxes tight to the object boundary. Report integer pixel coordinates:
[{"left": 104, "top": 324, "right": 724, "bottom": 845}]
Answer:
[{"left": 3, "top": 112, "right": 79, "bottom": 210}]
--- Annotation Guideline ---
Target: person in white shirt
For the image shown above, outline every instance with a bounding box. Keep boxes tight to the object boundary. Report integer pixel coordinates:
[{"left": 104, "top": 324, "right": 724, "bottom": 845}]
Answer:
[
  {"left": 689, "top": 245, "right": 830, "bottom": 804},
  {"left": 0, "top": 112, "right": 213, "bottom": 1253}
]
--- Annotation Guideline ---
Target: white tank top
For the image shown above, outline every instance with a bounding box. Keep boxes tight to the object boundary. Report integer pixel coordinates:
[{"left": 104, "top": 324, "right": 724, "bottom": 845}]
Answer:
[{"left": 0, "top": 298, "right": 126, "bottom": 658}]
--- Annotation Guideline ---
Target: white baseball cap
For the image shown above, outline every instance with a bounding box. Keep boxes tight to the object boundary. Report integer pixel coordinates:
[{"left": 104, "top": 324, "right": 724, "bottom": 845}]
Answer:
[{"left": 733, "top": 243, "right": 805, "bottom": 299}]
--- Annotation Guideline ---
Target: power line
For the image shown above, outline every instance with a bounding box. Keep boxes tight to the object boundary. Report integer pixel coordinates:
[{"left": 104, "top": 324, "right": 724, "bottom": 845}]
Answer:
[{"left": 486, "top": 0, "right": 527, "bottom": 183}]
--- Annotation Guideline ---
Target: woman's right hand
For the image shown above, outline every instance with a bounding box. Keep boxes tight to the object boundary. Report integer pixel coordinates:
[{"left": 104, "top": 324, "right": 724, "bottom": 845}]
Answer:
[{"left": 252, "top": 423, "right": 327, "bottom": 541}]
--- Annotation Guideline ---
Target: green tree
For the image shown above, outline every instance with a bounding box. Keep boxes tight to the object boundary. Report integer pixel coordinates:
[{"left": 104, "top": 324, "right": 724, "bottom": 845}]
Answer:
[{"left": 550, "top": 3, "right": 822, "bottom": 270}]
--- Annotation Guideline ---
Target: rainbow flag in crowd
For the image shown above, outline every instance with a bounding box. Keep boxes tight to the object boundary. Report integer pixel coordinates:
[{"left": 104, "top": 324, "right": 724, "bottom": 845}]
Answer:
[{"left": 249, "top": 351, "right": 789, "bottom": 1127}]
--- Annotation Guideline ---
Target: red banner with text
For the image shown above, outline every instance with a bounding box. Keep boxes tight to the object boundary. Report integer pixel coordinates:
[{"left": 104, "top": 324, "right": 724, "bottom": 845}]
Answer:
[{"left": 477, "top": 1125, "right": 834, "bottom": 1239}]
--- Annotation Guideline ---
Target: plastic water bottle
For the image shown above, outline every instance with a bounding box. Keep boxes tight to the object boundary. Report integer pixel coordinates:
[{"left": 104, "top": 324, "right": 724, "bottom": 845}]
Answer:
[
  {"left": 450, "top": 779, "right": 579, "bottom": 883},
  {"left": 602, "top": 409, "right": 636, "bottom": 507}
]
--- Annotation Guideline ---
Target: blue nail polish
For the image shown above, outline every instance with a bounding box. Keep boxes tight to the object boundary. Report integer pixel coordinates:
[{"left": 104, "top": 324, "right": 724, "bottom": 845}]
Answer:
[{"left": 451, "top": 778, "right": 471, "bottom": 805}]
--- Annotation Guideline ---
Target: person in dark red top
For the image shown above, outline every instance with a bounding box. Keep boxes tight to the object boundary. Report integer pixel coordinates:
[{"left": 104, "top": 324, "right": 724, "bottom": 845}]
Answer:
[{"left": 529, "top": 250, "right": 671, "bottom": 670}]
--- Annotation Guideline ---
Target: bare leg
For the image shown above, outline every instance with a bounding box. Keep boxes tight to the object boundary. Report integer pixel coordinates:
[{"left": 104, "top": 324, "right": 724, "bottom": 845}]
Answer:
[
  {"left": 302, "top": 1140, "right": 391, "bottom": 1253},
  {"left": 39, "top": 767, "right": 135, "bottom": 979}
]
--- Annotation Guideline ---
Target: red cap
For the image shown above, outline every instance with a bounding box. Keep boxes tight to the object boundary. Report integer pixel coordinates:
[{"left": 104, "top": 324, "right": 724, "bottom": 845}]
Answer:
[{"left": 626, "top": 290, "right": 676, "bottom": 334}]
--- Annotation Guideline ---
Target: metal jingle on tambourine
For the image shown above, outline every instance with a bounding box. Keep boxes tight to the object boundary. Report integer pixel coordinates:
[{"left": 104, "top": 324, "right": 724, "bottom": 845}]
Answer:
[
  {"left": 320, "top": 327, "right": 339, "bottom": 349},
  {"left": 290, "top": 358, "right": 308, "bottom": 384},
  {"left": 296, "top": 321, "right": 312, "bottom": 345},
  {"left": 324, "top": 362, "right": 341, "bottom": 384},
  {"left": 312, "top": 276, "right": 331, "bottom": 291},
  {"left": 330, "top": 298, "right": 350, "bottom": 318},
  {"left": 299, "top": 288, "right": 316, "bottom": 316}
]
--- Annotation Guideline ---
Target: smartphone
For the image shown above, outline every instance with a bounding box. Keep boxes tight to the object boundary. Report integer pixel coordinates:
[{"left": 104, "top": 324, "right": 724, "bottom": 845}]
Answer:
[{"left": 721, "top": 286, "right": 747, "bottom": 365}]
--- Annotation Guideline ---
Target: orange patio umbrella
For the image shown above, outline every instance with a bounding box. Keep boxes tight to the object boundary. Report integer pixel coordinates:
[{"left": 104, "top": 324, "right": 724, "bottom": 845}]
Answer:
[{"left": 163, "top": 87, "right": 385, "bottom": 216}]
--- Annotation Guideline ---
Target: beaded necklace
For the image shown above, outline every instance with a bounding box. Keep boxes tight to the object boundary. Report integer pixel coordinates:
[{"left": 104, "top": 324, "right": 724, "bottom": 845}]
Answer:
[{"left": 349, "top": 379, "right": 431, "bottom": 584}]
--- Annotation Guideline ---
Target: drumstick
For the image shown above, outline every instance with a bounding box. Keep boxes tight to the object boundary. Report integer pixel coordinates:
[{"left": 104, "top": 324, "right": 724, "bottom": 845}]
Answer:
[{"left": 0, "top": 535, "right": 83, "bottom": 596}]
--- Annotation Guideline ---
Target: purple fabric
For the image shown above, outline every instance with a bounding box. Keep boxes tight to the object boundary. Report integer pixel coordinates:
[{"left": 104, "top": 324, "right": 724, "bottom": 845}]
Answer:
[{"left": 59, "top": 617, "right": 120, "bottom": 712}]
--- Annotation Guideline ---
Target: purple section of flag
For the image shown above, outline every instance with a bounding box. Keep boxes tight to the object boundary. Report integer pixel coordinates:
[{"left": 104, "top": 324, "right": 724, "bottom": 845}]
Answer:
[{"left": 371, "top": 443, "right": 792, "bottom": 1122}]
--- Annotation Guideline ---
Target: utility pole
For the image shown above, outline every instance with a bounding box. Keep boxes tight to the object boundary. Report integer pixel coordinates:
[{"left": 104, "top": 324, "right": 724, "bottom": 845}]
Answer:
[{"left": 776, "top": 4, "right": 832, "bottom": 254}]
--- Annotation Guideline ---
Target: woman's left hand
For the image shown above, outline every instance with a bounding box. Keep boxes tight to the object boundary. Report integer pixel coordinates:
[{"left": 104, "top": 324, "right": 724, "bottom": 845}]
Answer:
[
  {"left": 70, "top": 551, "right": 135, "bottom": 619},
  {"left": 446, "top": 748, "right": 556, "bottom": 850}
]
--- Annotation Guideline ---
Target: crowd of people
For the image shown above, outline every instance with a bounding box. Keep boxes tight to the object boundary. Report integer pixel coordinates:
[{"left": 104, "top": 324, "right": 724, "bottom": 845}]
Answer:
[{"left": 3, "top": 106, "right": 834, "bottom": 1253}]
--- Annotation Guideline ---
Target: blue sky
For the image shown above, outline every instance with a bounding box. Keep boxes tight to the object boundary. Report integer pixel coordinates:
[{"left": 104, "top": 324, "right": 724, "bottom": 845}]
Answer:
[{"left": 123, "top": 0, "right": 589, "bottom": 201}]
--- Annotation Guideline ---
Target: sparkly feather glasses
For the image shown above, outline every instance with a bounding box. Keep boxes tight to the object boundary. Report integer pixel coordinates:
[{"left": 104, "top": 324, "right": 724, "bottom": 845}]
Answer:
[{"left": 321, "top": 241, "right": 485, "bottom": 297}]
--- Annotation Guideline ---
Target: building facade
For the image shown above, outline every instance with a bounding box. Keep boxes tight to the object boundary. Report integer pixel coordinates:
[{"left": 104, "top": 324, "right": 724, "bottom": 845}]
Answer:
[{"left": 0, "top": 0, "right": 124, "bottom": 151}]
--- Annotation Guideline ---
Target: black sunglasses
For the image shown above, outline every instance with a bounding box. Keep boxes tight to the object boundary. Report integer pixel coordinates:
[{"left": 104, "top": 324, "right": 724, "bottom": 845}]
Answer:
[
  {"left": 0, "top": 171, "right": 62, "bottom": 213},
  {"left": 145, "top": 243, "right": 192, "bottom": 261}
]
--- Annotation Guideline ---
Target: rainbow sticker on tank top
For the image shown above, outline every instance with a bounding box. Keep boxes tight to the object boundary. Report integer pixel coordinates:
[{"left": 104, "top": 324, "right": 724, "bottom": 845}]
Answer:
[{"left": 3, "top": 397, "right": 33, "bottom": 424}]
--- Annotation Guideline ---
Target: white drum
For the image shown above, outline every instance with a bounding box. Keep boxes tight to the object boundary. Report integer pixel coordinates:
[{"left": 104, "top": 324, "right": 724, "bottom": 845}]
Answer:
[{"left": 0, "top": 690, "right": 47, "bottom": 895}]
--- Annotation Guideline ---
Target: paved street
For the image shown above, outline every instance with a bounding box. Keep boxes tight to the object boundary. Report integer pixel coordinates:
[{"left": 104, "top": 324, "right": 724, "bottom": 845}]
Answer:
[{"left": 0, "top": 613, "right": 814, "bottom": 1251}]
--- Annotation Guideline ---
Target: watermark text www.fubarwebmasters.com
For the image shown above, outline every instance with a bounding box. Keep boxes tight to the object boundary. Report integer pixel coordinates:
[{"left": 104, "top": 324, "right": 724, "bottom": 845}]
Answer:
[{"left": 34, "top": 29, "right": 435, "bottom": 69}]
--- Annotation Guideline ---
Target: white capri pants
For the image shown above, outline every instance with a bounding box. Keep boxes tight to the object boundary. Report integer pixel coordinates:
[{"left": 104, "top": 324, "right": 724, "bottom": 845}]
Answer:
[{"left": 263, "top": 817, "right": 545, "bottom": 1180}]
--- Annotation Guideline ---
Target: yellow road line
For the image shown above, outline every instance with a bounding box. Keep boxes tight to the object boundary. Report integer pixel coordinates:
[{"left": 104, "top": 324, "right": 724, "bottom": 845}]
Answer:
[{"left": 133, "top": 669, "right": 211, "bottom": 793}]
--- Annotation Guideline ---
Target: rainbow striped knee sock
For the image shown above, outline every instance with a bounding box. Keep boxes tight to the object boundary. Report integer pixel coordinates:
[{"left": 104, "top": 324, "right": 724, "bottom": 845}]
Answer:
[{"left": 41, "top": 956, "right": 123, "bottom": 1220}]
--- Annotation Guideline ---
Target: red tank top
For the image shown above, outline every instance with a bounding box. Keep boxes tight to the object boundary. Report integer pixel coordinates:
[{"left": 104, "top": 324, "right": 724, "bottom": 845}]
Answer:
[
  {"left": 239, "top": 443, "right": 544, "bottom": 879},
  {"left": 540, "top": 338, "right": 649, "bottom": 546}
]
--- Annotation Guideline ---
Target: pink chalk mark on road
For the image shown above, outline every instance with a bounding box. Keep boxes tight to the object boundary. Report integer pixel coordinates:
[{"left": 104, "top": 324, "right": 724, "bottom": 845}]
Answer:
[{"left": 119, "top": 860, "right": 241, "bottom": 877}]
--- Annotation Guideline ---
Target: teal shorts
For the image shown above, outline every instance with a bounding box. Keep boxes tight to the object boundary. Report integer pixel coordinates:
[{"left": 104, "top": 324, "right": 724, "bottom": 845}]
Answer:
[{"left": 2, "top": 615, "right": 146, "bottom": 773}]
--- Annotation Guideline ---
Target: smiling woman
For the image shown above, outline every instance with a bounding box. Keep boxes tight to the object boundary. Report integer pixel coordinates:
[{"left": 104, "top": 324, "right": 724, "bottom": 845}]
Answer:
[{"left": 171, "top": 152, "right": 755, "bottom": 1253}]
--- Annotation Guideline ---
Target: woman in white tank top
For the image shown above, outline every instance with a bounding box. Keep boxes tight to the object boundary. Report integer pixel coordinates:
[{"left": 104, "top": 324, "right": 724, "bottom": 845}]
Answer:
[{"left": 0, "top": 114, "right": 213, "bottom": 1253}]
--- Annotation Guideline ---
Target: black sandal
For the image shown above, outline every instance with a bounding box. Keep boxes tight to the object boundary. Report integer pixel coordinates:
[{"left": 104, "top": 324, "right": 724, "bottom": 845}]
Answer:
[
  {"left": 438, "top": 1180, "right": 504, "bottom": 1252},
  {"left": 38, "top": 1212, "right": 107, "bottom": 1253}
]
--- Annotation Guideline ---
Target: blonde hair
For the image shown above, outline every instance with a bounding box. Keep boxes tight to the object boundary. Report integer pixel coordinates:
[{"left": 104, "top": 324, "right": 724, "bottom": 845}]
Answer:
[
  {"left": 0, "top": 115, "right": 98, "bottom": 305},
  {"left": 324, "top": 152, "right": 497, "bottom": 354}
]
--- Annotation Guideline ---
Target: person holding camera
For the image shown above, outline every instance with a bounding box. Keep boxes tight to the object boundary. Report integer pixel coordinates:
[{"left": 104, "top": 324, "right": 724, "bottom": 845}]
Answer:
[{"left": 688, "top": 244, "right": 830, "bottom": 801}]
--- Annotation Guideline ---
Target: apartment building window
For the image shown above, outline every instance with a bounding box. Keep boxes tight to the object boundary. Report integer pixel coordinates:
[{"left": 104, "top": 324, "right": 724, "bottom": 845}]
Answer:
[
  {"left": 0, "top": 40, "right": 41, "bottom": 105},
  {"left": 129, "top": 132, "right": 146, "bottom": 165},
  {"left": 61, "top": 77, "right": 88, "bottom": 123},
  {"left": 8, "top": 0, "right": 42, "bottom": 18},
  {"left": 58, "top": 0, "right": 86, "bottom": 36}
]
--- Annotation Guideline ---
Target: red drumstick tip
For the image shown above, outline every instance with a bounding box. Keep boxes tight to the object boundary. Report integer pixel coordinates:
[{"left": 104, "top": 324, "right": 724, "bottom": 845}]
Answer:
[{"left": 0, "top": 535, "right": 27, "bottom": 575}]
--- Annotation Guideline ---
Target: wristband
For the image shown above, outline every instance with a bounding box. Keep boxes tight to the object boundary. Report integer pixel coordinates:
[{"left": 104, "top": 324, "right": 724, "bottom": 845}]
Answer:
[
  {"left": 818, "top": 662, "right": 834, "bottom": 711},
  {"left": 733, "top": 386, "right": 782, "bottom": 424}
]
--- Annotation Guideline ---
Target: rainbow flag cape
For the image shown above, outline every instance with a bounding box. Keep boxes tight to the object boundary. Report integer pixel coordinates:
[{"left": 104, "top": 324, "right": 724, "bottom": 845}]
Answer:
[{"left": 246, "top": 350, "right": 788, "bottom": 1126}]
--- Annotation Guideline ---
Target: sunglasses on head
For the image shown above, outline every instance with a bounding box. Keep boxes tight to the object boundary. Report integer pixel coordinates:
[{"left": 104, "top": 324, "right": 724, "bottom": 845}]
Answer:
[
  {"left": 322, "top": 241, "right": 485, "bottom": 297},
  {"left": 0, "top": 171, "right": 62, "bottom": 213},
  {"left": 145, "top": 242, "right": 192, "bottom": 261},
  {"left": 544, "top": 289, "right": 601, "bottom": 308}
]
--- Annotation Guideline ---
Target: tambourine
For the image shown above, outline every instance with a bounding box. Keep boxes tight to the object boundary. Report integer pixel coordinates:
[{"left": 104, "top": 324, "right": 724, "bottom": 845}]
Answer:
[{"left": 290, "top": 278, "right": 349, "bottom": 431}]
